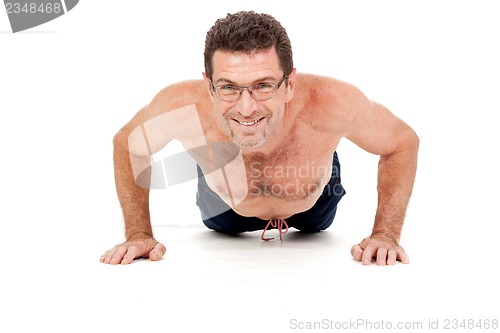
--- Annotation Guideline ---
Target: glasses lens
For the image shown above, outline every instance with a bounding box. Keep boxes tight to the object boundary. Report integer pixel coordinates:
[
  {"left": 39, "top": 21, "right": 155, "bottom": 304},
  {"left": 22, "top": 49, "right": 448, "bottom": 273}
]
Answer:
[
  {"left": 217, "top": 85, "right": 240, "bottom": 101},
  {"left": 250, "top": 83, "right": 276, "bottom": 100}
]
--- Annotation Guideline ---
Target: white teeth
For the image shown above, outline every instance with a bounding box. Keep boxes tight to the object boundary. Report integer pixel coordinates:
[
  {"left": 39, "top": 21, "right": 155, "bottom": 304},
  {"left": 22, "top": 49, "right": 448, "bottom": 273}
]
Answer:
[{"left": 238, "top": 118, "right": 261, "bottom": 126}]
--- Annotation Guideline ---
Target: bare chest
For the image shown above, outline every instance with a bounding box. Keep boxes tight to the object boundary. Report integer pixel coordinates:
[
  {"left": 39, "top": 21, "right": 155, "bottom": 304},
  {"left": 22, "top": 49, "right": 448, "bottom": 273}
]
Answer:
[
  {"left": 199, "top": 132, "right": 337, "bottom": 219},
  {"left": 193, "top": 92, "right": 341, "bottom": 218}
]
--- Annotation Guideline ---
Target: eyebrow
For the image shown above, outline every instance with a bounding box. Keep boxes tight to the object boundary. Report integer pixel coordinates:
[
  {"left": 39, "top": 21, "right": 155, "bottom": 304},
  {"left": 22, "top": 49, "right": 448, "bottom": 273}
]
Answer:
[{"left": 215, "top": 76, "right": 278, "bottom": 85}]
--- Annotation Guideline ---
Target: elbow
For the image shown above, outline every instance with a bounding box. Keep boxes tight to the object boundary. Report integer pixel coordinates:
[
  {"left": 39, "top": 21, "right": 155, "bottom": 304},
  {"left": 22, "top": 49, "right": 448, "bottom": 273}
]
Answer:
[
  {"left": 113, "top": 127, "right": 124, "bottom": 145},
  {"left": 399, "top": 123, "right": 419, "bottom": 152},
  {"left": 410, "top": 128, "right": 420, "bottom": 153},
  {"left": 400, "top": 128, "right": 419, "bottom": 164},
  {"left": 405, "top": 127, "right": 419, "bottom": 151},
  {"left": 393, "top": 127, "right": 419, "bottom": 158},
  {"left": 113, "top": 128, "right": 128, "bottom": 150}
]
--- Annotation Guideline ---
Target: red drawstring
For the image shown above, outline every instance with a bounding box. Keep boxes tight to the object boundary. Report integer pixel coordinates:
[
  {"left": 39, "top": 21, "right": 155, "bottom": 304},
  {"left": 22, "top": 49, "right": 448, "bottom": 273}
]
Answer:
[{"left": 261, "top": 219, "right": 289, "bottom": 241}]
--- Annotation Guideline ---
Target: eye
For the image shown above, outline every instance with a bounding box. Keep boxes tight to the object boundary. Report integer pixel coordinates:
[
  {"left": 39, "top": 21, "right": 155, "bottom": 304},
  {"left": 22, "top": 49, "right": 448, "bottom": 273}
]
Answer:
[
  {"left": 254, "top": 83, "right": 273, "bottom": 90},
  {"left": 220, "top": 85, "right": 238, "bottom": 91}
]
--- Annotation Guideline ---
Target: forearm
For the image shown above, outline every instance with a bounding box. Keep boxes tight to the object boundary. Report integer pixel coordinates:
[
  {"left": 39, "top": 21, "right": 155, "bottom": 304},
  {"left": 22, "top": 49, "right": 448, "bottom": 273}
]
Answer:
[
  {"left": 113, "top": 135, "right": 153, "bottom": 241},
  {"left": 372, "top": 138, "right": 418, "bottom": 242}
]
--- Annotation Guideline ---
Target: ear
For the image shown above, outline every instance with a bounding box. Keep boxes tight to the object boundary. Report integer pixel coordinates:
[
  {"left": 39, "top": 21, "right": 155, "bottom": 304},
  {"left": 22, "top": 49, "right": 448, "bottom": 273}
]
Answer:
[
  {"left": 202, "top": 72, "right": 215, "bottom": 102},
  {"left": 284, "top": 68, "right": 297, "bottom": 103}
]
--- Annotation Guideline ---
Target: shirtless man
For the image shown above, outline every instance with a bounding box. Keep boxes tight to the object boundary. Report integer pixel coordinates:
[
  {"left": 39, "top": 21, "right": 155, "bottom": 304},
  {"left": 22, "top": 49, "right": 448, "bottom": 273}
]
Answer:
[{"left": 101, "top": 11, "right": 419, "bottom": 266}]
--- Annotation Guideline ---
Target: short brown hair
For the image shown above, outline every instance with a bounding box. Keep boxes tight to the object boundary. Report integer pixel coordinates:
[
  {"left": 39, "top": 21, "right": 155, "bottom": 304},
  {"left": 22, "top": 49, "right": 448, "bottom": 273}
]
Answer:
[{"left": 204, "top": 11, "right": 293, "bottom": 79}]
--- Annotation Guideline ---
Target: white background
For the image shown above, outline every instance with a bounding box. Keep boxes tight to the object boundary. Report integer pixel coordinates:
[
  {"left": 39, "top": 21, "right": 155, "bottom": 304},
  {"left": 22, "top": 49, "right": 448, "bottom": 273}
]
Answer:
[{"left": 1, "top": 1, "right": 499, "bottom": 332}]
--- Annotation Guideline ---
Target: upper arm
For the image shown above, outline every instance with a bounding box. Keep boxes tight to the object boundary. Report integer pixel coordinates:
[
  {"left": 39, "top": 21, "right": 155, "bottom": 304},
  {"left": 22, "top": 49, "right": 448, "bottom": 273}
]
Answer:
[
  {"left": 115, "top": 80, "right": 207, "bottom": 157},
  {"left": 334, "top": 83, "right": 418, "bottom": 156}
]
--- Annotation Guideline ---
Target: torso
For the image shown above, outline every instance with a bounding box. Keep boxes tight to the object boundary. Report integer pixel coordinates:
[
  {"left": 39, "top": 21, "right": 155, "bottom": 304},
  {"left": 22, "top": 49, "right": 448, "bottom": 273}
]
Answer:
[{"left": 169, "top": 74, "right": 345, "bottom": 220}]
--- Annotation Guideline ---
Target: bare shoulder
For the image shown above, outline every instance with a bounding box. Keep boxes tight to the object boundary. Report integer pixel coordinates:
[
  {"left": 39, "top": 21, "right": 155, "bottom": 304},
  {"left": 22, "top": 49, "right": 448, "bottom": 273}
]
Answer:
[
  {"left": 147, "top": 79, "right": 208, "bottom": 118},
  {"left": 295, "top": 73, "right": 363, "bottom": 101},
  {"left": 117, "top": 79, "right": 210, "bottom": 154},
  {"left": 294, "top": 73, "right": 370, "bottom": 135}
]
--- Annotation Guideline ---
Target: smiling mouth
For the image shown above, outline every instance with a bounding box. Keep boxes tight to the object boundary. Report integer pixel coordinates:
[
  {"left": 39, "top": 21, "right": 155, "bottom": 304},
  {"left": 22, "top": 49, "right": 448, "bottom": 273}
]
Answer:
[{"left": 233, "top": 117, "right": 265, "bottom": 126}]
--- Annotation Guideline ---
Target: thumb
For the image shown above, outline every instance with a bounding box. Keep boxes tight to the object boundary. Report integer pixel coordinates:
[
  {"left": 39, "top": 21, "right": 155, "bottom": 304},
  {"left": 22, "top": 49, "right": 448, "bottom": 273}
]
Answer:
[
  {"left": 351, "top": 244, "right": 363, "bottom": 261},
  {"left": 149, "top": 242, "right": 167, "bottom": 261}
]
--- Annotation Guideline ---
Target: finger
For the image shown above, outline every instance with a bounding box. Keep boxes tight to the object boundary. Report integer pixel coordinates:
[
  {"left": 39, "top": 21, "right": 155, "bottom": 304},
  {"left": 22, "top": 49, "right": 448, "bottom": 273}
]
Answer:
[
  {"left": 361, "top": 245, "right": 376, "bottom": 265},
  {"left": 102, "top": 247, "right": 118, "bottom": 264},
  {"left": 376, "top": 248, "right": 388, "bottom": 266},
  {"left": 109, "top": 246, "right": 128, "bottom": 265},
  {"left": 121, "top": 245, "right": 140, "bottom": 265},
  {"left": 149, "top": 242, "right": 166, "bottom": 261},
  {"left": 350, "top": 244, "right": 363, "bottom": 261},
  {"left": 397, "top": 248, "right": 410, "bottom": 264},
  {"left": 100, "top": 250, "right": 111, "bottom": 262},
  {"left": 387, "top": 249, "right": 397, "bottom": 265}
]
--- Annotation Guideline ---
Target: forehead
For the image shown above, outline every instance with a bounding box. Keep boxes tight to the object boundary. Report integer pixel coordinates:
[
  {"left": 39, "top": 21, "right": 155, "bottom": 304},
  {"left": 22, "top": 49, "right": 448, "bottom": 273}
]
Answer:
[{"left": 211, "top": 47, "right": 282, "bottom": 81}]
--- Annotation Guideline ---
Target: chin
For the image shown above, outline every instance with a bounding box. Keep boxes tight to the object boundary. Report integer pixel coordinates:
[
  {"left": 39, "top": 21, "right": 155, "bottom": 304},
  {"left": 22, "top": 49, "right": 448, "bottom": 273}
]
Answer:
[{"left": 233, "top": 135, "right": 266, "bottom": 149}]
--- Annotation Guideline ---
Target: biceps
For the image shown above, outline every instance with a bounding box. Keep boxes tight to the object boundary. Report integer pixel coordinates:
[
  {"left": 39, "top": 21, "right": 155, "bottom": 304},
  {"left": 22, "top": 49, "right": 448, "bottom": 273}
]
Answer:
[
  {"left": 128, "top": 103, "right": 204, "bottom": 156},
  {"left": 124, "top": 106, "right": 171, "bottom": 157},
  {"left": 346, "top": 101, "right": 414, "bottom": 156}
]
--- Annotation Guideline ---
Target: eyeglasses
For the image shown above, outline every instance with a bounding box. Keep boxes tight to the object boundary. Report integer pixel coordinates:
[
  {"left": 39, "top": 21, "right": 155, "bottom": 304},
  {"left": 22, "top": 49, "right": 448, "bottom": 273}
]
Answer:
[{"left": 210, "top": 75, "right": 288, "bottom": 102}]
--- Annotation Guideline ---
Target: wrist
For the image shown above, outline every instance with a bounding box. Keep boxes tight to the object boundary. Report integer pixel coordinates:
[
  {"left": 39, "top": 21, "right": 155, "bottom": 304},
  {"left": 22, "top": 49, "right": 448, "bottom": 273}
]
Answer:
[
  {"left": 126, "top": 230, "right": 153, "bottom": 241},
  {"left": 370, "top": 230, "right": 400, "bottom": 243}
]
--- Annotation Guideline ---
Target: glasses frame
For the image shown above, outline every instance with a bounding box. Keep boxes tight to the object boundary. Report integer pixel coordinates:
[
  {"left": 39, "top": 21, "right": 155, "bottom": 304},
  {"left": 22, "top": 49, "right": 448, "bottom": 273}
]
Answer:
[{"left": 210, "top": 75, "right": 289, "bottom": 102}]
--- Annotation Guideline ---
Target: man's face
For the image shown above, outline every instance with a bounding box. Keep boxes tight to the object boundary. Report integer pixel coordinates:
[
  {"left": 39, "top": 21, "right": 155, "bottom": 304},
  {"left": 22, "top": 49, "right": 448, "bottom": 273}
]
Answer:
[{"left": 206, "top": 47, "right": 294, "bottom": 149}]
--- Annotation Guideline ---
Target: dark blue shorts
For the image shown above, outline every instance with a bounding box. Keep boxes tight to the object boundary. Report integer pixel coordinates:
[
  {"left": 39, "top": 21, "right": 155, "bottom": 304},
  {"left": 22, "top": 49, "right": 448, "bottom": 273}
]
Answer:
[{"left": 196, "top": 152, "right": 346, "bottom": 234}]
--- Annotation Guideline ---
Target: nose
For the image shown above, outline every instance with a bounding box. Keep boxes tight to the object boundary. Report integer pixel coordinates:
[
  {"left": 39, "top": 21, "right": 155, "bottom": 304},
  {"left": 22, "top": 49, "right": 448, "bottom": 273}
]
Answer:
[{"left": 235, "top": 88, "right": 257, "bottom": 117}]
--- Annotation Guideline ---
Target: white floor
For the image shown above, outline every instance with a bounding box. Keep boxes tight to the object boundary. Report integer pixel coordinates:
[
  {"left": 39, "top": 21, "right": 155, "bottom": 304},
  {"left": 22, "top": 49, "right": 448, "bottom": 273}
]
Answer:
[{"left": 2, "top": 1, "right": 499, "bottom": 332}]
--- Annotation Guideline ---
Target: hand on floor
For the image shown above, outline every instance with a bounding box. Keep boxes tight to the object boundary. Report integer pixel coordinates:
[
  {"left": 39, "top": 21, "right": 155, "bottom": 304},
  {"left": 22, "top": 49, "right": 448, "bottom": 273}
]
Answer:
[
  {"left": 351, "top": 234, "right": 409, "bottom": 265},
  {"left": 100, "top": 237, "right": 166, "bottom": 265}
]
